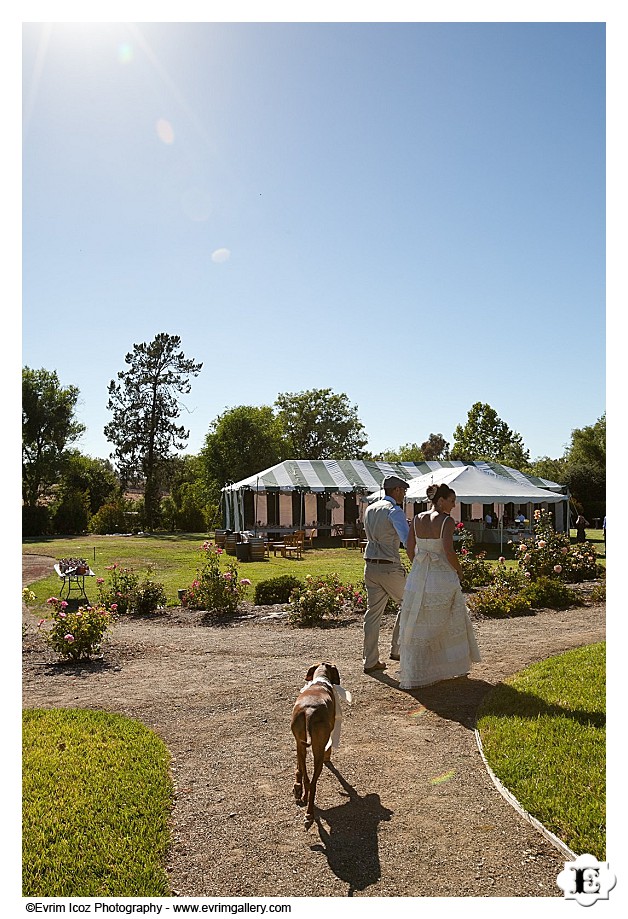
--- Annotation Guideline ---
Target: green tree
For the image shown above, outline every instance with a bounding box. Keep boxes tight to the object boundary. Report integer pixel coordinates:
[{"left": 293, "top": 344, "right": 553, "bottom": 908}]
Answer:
[
  {"left": 104, "top": 333, "right": 202, "bottom": 529},
  {"left": 51, "top": 488, "right": 91, "bottom": 535},
  {"left": 22, "top": 367, "right": 85, "bottom": 506},
  {"left": 60, "top": 451, "right": 119, "bottom": 515},
  {"left": 165, "top": 454, "right": 213, "bottom": 531},
  {"left": 372, "top": 443, "right": 425, "bottom": 462},
  {"left": 567, "top": 413, "right": 606, "bottom": 468},
  {"left": 420, "top": 433, "right": 450, "bottom": 460},
  {"left": 200, "top": 405, "right": 287, "bottom": 493},
  {"left": 450, "top": 402, "right": 530, "bottom": 468},
  {"left": 528, "top": 455, "right": 569, "bottom": 484},
  {"left": 275, "top": 388, "right": 367, "bottom": 459}
]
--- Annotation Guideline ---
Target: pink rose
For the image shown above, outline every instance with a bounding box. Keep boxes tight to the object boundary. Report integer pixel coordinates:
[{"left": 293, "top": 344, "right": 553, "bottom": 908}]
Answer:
[
  {"left": 538, "top": 540, "right": 547, "bottom": 548},
  {"left": 554, "top": 565, "right": 562, "bottom": 574},
  {"left": 64, "top": 634, "right": 75, "bottom": 643},
  {"left": 240, "top": 578, "right": 251, "bottom": 586},
  {"left": 96, "top": 577, "right": 105, "bottom": 584},
  {"left": 498, "top": 556, "right": 505, "bottom": 564}
]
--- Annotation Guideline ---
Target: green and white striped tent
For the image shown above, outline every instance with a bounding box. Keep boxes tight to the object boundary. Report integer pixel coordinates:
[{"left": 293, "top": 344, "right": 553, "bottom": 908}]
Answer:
[{"left": 221, "top": 459, "right": 567, "bottom": 531}]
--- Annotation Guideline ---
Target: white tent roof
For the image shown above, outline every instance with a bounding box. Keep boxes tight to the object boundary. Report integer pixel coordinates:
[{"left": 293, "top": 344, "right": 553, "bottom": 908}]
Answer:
[{"left": 403, "top": 464, "right": 566, "bottom": 504}]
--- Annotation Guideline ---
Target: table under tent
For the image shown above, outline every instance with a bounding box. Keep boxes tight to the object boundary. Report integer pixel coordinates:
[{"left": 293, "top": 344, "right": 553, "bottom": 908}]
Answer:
[{"left": 221, "top": 459, "right": 568, "bottom": 545}]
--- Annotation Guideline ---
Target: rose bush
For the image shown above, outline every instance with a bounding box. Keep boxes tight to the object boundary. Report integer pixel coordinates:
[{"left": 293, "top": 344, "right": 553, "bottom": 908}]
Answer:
[
  {"left": 96, "top": 564, "right": 167, "bottom": 615},
  {"left": 512, "top": 509, "right": 600, "bottom": 582},
  {"left": 288, "top": 574, "right": 364, "bottom": 627},
  {"left": 183, "top": 541, "right": 250, "bottom": 616},
  {"left": 39, "top": 596, "right": 115, "bottom": 660}
]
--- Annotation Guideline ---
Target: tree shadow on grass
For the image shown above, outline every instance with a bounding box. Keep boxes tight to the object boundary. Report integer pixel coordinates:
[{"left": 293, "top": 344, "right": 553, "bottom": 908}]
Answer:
[
  {"left": 310, "top": 763, "right": 393, "bottom": 897},
  {"left": 372, "top": 671, "right": 604, "bottom": 730},
  {"left": 477, "top": 682, "right": 605, "bottom": 728}
]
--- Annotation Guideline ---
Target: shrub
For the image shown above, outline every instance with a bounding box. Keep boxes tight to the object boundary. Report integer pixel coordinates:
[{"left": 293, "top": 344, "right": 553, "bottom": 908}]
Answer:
[
  {"left": 39, "top": 596, "right": 115, "bottom": 660},
  {"left": 459, "top": 549, "right": 493, "bottom": 591},
  {"left": 183, "top": 541, "right": 250, "bottom": 616},
  {"left": 467, "top": 584, "right": 533, "bottom": 619},
  {"left": 512, "top": 508, "right": 600, "bottom": 583},
  {"left": 97, "top": 565, "right": 140, "bottom": 615},
  {"left": 51, "top": 488, "right": 90, "bottom": 535},
  {"left": 22, "top": 505, "right": 51, "bottom": 537},
  {"left": 254, "top": 575, "right": 304, "bottom": 605},
  {"left": 287, "top": 574, "right": 364, "bottom": 627},
  {"left": 519, "top": 576, "right": 581, "bottom": 610},
  {"left": 96, "top": 565, "right": 167, "bottom": 616},
  {"left": 89, "top": 501, "right": 127, "bottom": 535},
  {"left": 133, "top": 574, "right": 168, "bottom": 615}
]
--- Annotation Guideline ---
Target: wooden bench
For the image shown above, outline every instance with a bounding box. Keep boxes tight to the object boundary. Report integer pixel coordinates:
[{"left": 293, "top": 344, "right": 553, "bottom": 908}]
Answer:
[{"left": 342, "top": 538, "right": 359, "bottom": 549}]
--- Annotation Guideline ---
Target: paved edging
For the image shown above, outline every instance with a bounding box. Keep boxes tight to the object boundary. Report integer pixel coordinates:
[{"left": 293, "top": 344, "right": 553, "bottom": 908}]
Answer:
[{"left": 474, "top": 727, "right": 577, "bottom": 861}]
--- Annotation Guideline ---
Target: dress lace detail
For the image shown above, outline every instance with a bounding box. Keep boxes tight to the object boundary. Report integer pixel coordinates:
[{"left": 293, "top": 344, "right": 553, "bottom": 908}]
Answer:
[{"left": 398, "top": 527, "right": 481, "bottom": 689}]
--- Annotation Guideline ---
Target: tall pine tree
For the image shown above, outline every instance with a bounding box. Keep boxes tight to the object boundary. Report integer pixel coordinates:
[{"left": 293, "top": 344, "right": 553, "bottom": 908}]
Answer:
[{"left": 104, "top": 333, "right": 202, "bottom": 529}]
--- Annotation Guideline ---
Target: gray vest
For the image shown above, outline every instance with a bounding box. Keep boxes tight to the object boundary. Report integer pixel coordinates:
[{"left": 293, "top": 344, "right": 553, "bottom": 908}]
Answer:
[{"left": 364, "top": 498, "right": 403, "bottom": 562}]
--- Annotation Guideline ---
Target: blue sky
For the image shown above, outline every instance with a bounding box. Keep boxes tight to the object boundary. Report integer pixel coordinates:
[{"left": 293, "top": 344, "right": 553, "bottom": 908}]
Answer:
[{"left": 22, "top": 18, "right": 606, "bottom": 465}]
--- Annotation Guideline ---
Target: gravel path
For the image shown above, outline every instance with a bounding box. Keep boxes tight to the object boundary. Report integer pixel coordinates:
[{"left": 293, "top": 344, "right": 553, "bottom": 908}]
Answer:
[{"left": 22, "top": 554, "right": 605, "bottom": 898}]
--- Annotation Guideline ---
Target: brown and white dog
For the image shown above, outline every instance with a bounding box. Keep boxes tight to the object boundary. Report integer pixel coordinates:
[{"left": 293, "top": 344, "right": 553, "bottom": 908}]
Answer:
[{"left": 290, "top": 662, "right": 344, "bottom": 827}]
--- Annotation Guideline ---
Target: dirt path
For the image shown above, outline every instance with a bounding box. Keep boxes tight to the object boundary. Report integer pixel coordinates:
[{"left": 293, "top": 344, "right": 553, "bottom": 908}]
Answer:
[{"left": 22, "top": 554, "right": 605, "bottom": 898}]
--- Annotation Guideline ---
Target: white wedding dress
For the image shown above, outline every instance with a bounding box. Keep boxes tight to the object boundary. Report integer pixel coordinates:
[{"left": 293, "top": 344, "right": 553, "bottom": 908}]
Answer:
[{"left": 399, "top": 515, "right": 481, "bottom": 689}]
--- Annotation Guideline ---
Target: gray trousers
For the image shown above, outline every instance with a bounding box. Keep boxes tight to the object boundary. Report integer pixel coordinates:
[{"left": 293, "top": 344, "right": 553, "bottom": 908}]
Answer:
[{"left": 362, "top": 562, "right": 406, "bottom": 668}]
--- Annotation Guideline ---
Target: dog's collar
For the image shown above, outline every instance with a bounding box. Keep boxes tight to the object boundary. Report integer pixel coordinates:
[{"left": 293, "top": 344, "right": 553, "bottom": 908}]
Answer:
[{"left": 310, "top": 676, "right": 334, "bottom": 689}]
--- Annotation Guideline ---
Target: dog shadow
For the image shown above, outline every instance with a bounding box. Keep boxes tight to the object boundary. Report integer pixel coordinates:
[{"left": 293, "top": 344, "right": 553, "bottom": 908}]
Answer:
[{"left": 310, "top": 763, "right": 392, "bottom": 896}]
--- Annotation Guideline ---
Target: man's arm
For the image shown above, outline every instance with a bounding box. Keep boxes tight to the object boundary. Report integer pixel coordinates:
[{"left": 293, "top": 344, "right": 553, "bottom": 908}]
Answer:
[{"left": 389, "top": 505, "right": 410, "bottom": 547}]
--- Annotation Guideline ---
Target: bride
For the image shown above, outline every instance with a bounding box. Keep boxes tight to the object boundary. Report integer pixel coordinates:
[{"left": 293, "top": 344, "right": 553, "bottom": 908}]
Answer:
[{"left": 398, "top": 483, "right": 481, "bottom": 689}]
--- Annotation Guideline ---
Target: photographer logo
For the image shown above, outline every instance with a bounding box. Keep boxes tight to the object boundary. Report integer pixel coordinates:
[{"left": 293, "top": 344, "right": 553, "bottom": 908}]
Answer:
[{"left": 556, "top": 853, "right": 616, "bottom": 906}]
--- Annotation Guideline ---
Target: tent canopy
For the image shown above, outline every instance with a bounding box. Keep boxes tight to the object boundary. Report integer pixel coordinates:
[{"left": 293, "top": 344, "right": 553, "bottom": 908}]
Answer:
[
  {"left": 222, "top": 459, "right": 565, "bottom": 495},
  {"left": 403, "top": 464, "right": 567, "bottom": 504}
]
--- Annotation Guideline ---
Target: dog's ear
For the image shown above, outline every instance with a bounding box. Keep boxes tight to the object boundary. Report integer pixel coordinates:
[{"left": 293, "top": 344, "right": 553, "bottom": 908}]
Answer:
[
  {"left": 305, "top": 665, "right": 317, "bottom": 682},
  {"left": 329, "top": 665, "right": 340, "bottom": 685}
]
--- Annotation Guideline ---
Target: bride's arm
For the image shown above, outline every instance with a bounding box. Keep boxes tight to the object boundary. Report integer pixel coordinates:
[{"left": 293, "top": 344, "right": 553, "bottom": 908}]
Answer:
[
  {"left": 406, "top": 516, "right": 417, "bottom": 562},
  {"left": 442, "top": 517, "right": 463, "bottom": 579}
]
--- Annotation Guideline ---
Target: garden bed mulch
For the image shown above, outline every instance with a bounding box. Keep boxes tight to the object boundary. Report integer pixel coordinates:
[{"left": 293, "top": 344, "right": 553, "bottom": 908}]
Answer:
[{"left": 22, "top": 554, "right": 605, "bottom": 898}]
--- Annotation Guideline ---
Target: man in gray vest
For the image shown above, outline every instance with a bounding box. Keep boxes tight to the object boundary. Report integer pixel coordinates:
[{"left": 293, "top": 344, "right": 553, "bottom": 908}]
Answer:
[{"left": 362, "top": 474, "right": 410, "bottom": 673}]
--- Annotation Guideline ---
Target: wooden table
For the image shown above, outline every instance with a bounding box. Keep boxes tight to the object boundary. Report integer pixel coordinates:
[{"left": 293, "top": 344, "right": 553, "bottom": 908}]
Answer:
[{"left": 341, "top": 538, "right": 359, "bottom": 549}]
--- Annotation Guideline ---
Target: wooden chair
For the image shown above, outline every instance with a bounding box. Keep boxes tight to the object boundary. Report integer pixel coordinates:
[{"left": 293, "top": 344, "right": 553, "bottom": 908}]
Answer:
[{"left": 302, "top": 530, "right": 314, "bottom": 548}]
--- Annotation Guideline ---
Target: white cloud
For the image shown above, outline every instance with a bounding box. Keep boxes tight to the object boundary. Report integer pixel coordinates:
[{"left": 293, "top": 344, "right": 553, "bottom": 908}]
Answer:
[{"left": 211, "top": 248, "right": 231, "bottom": 263}]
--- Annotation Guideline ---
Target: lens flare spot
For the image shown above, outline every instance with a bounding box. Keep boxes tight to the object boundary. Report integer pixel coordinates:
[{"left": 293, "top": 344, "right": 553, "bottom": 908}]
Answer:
[
  {"left": 430, "top": 770, "right": 456, "bottom": 785},
  {"left": 156, "top": 118, "right": 175, "bottom": 145},
  {"left": 408, "top": 706, "right": 426, "bottom": 718},
  {"left": 118, "top": 43, "right": 133, "bottom": 64},
  {"left": 211, "top": 248, "right": 231, "bottom": 264}
]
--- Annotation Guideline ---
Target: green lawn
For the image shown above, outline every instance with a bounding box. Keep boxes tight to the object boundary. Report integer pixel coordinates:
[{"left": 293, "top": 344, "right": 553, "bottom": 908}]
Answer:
[
  {"left": 23, "top": 534, "right": 372, "bottom": 607},
  {"left": 477, "top": 643, "right": 606, "bottom": 859},
  {"left": 22, "top": 708, "right": 172, "bottom": 897},
  {"left": 23, "top": 529, "right": 605, "bottom": 608}
]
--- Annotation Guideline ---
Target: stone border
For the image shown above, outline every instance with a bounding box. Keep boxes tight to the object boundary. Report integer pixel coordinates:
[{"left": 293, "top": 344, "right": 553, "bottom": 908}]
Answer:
[{"left": 474, "top": 727, "right": 577, "bottom": 861}]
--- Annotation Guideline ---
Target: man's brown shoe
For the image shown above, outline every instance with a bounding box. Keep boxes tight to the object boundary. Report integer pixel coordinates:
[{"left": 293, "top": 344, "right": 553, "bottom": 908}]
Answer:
[{"left": 364, "top": 661, "right": 387, "bottom": 673}]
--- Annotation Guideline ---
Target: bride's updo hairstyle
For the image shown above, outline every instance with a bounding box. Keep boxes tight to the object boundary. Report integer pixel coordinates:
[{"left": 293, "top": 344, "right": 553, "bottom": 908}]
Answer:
[{"left": 426, "top": 483, "right": 456, "bottom": 509}]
